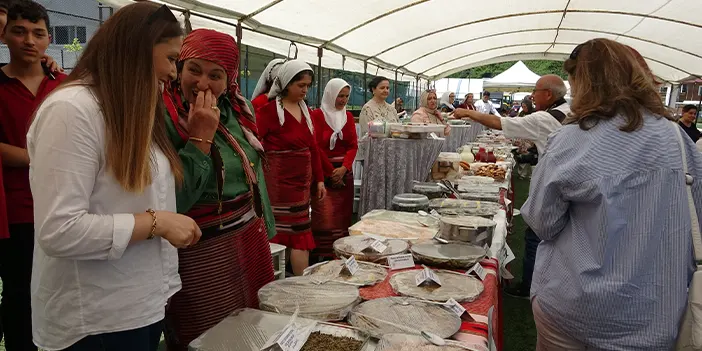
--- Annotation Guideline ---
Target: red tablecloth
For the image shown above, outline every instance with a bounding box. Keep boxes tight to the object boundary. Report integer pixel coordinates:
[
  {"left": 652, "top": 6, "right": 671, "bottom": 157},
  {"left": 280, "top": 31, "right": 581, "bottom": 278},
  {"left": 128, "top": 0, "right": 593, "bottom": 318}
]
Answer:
[{"left": 359, "top": 258, "right": 501, "bottom": 351}]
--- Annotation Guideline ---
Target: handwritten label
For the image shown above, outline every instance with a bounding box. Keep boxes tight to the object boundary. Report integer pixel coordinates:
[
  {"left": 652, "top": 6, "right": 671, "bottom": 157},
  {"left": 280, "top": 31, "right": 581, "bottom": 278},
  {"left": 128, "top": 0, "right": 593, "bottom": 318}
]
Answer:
[
  {"left": 261, "top": 324, "right": 305, "bottom": 351},
  {"left": 344, "top": 255, "right": 359, "bottom": 276},
  {"left": 363, "top": 232, "right": 388, "bottom": 242},
  {"left": 369, "top": 240, "right": 388, "bottom": 253},
  {"left": 467, "top": 262, "right": 487, "bottom": 281},
  {"left": 415, "top": 267, "right": 442, "bottom": 287},
  {"left": 498, "top": 244, "right": 516, "bottom": 268},
  {"left": 387, "top": 254, "right": 415, "bottom": 270},
  {"left": 444, "top": 298, "right": 466, "bottom": 317}
]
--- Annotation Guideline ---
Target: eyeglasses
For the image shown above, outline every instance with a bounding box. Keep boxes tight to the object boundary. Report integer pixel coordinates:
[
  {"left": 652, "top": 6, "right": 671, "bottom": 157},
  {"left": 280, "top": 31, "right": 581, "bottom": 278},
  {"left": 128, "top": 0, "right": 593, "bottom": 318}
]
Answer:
[{"left": 147, "top": 4, "right": 178, "bottom": 25}]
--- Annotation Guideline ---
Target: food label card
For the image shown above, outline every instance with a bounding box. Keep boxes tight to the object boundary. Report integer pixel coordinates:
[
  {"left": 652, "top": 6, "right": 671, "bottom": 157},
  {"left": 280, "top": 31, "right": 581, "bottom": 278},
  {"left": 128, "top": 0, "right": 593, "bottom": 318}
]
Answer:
[
  {"left": 444, "top": 298, "right": 466, "bottom": 317},
  {"left": 467, "top": 262, "right": 487, "bottom": 281},
  {"left": 415, "top": 266, "right": 442, "bottom": 287},
  {"left": 387, "top": 254, "right": 415, "bottom": 270}
]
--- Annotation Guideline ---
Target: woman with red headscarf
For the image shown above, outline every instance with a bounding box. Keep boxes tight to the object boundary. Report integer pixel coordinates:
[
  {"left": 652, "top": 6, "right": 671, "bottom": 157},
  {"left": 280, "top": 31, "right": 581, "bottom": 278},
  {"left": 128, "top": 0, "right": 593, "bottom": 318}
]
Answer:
[
  {"left": 257, "top": 60, "right": 326, "bottom": 276},
  {"left": 162, "top": 29, "right": 275, "bottom": 350}
]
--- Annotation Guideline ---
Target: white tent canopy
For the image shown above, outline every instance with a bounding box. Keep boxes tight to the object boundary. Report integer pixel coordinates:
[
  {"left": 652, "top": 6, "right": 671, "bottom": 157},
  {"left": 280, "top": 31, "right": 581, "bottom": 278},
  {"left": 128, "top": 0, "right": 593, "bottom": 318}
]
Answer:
[
  {"left": 483, "top": 61, "right": 542, "bottom": 92},
  {"left": 101, "top": 0, "right": 702, "bottom": 83}
]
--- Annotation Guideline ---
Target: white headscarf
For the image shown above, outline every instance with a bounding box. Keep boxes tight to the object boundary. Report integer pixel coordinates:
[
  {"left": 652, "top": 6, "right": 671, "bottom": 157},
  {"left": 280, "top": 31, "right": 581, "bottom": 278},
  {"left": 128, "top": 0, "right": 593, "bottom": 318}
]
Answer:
[
  {"left": 268, "top": 60, "right": 314, "bottom": 134},
  {"left": 251, "top": 58, "right": 284, "bottom": 100},
  {"left": 440, "top": 91, "right": 456, "bottom": 111},
  {"left": 321, "top": 78, "right": 351, "bottom": 150}
]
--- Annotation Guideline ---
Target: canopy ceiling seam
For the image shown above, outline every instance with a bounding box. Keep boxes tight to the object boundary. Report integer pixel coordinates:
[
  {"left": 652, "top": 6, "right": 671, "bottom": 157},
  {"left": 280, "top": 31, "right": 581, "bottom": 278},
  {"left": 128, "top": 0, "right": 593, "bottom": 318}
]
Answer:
[
  {"left": 400, "top": 27, "right": 702, "bottom": 71},
  {"left": 169, "top": 3, "right": 428, "bottom": 79},
  {"left": 430, "top": 50, "right": 695, "bottom": 81},
  {"left": 368, "top": 9, "right": 702, "bottom": 60},
  {"left": 615, "top": 0, "right": 673, "bottom": 40},
  {"left": 320, "top": 0, "right": 429, "bottom": 49},
  {"left": 546, "top": 0, "right": 572, "bottom": 53}
]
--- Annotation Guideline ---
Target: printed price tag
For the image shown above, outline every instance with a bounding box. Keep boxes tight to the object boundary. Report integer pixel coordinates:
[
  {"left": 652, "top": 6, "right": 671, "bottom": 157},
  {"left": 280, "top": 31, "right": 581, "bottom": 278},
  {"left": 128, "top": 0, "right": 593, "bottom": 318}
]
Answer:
[
  {"left": 483, "top": 243, "right": 493, "bottom": 257},
  {"left": 261, "top": 324, "right": 305, "bottom": 351},
  {"left": 344, "top": 255, "right": 359, "bottom": 276},
  {"left": 444, "top": 298, "right": 466, "bottom": 317},
  {"left": 467, "top": 262, "right": 487, "bottom": 281},
  {"left": 503, "top": 244, "right": 516, "bottom": 266},
  {"left": 387, "top": 254, "right": 415, "bottom": 270},
  {"left": 415, "top": 267, "right": 442, "bottom": 287},
  {"left": 369, "top": 240, "right": 388, "bottom": 253}
]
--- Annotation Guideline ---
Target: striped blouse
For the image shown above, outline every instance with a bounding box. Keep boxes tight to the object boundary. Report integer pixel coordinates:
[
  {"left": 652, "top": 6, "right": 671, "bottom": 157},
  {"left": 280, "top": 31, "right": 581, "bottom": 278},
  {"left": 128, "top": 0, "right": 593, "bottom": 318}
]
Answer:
[{"left": 522, "top": 112, "right": 700, "bottom": 350}]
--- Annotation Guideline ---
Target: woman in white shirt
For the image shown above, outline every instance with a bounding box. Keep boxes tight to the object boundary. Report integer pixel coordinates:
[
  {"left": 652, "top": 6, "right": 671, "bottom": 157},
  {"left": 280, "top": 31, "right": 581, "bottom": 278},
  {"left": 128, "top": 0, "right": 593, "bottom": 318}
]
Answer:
[{"left": 27, "top": 3, "right": 201, "bottom": 351}]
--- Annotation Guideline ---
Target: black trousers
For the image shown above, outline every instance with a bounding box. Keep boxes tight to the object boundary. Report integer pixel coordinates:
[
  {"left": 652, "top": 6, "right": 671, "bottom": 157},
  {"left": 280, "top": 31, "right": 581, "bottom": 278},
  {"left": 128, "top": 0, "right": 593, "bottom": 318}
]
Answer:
[
  {"left": 0, "top": 223, "right": 36, "bottom": 351},
  {"left": 63, "top": 321, "right": 164, "bottom": 351}
]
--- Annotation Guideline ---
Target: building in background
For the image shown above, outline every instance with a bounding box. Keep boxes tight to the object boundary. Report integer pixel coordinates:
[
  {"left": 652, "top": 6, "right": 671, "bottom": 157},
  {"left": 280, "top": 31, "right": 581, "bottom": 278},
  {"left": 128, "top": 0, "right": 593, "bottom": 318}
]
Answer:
[{"left": 0, "top": 0, "right": 111, "bottom": 68}]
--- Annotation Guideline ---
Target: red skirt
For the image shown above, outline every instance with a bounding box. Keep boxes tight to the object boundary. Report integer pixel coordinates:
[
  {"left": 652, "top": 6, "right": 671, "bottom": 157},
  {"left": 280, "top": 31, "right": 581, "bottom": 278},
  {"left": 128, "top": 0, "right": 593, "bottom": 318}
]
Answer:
[
  {"left": 265, "top": 149, "right": 316, "bottom": 250},
  {"left": 311, "top": 158, "right": 354, "bottom": 259},
  {"left": 164, "top": 194, "right": 275, "bottom": 351}
]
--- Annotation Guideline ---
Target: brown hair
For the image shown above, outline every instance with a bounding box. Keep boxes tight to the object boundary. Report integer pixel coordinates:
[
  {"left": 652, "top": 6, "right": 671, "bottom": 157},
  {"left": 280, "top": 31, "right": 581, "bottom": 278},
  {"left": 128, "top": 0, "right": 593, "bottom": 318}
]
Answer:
[
  {"left": 59, "top": 2, "right": 183, "bottom": 192},
  {"left": 563, "top": 38, "right": 672, "bottom": 132}
]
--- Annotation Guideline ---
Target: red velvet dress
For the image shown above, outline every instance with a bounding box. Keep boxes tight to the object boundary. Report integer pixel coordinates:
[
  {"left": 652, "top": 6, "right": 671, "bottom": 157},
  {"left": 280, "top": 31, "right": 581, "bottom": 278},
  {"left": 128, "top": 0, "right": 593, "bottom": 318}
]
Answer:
[
  {"left": 309, "top": 110, "right": 358, "bottom": 258},
  {"left": 257, "top": 100, "right": 323, "bottom": 250}
]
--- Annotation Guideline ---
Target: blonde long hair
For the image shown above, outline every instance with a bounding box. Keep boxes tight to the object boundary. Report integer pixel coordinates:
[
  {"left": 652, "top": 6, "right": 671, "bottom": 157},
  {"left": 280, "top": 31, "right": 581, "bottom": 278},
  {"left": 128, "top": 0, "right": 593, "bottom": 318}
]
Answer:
[
  {"left": 563, "top": 38, "right": 672, "bottom": 132},
  {"left": 58, "top": 2, "right": 183, "bottom": 192}
]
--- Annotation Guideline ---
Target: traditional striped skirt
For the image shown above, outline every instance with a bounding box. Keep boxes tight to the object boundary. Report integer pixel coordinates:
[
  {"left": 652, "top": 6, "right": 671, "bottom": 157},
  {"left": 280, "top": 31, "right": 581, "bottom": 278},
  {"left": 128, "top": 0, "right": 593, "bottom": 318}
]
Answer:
[
  {"left": 311, "top": 157, "right": 354, "bottom": 259},
  {"left": 265, "top": 148, "right": 316, "bottom": 250},
  {"left": 164, "top": 193, "right": 275, "bottom": 351}
]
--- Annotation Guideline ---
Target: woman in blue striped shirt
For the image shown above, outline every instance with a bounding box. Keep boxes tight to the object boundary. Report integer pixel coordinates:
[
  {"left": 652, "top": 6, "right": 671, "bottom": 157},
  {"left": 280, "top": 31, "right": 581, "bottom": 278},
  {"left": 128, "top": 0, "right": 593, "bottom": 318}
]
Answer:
[{"left": 523, "top": 38, "right": 700, "bottom": 350}]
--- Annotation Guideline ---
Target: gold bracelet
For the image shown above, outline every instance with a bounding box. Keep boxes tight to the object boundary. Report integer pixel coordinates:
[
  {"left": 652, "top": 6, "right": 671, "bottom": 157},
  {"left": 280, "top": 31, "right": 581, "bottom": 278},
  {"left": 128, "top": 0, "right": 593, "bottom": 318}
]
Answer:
[
  {"left": 146, "top": 208, "right": 157, "bottom": 240},
  {"left": 189, "top": 137, "right": 213, "bottom": 144}
]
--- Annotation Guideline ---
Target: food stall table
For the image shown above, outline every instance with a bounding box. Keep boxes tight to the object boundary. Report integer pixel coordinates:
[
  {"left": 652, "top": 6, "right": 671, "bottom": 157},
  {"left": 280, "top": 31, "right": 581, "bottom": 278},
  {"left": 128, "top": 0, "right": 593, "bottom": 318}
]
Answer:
[
  {"left": 442, "top": 125, "right": 474, "bottom": 152},
  {"left": 359, "top": 137, "right": 445, "bottom": 216}
]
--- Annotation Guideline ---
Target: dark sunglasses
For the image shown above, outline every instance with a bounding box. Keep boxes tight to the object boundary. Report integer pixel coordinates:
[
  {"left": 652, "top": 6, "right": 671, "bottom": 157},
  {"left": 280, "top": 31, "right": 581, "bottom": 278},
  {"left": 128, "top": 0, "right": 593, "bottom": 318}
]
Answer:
[
  {"left": 147, "top": 4, "right": 178, "bottom": 25},
  {"left": 570, "top": 43, "right": 584, "bottom": 60}
]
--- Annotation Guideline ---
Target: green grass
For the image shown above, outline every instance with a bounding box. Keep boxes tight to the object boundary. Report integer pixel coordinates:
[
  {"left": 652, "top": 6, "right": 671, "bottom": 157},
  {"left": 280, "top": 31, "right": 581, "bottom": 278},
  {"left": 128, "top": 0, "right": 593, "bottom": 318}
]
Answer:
[
  {"left": 1, "top": 179, "right": 536, "bottom": 351},
  {"left": 502, "top": 177, "right": 537, "bottom": 351}
]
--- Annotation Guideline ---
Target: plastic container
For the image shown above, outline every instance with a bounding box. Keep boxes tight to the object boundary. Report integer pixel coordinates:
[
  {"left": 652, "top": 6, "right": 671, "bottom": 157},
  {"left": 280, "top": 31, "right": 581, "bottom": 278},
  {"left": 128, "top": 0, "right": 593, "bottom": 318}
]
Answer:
[
  {"left": 389, "top": 123, "right": 445, "bottom": 134},
  {"left": 459, "top": 148, "right": 474, "bottom": 163},
  {"left": 412, "top": 182, "right": 445, "bottom": 199},
  {"left": 431, "top": 152, "right": 462, "bottom": 181},
  {"left": 368, "top": 121, "right": 389, "bottom": 138},
  {"left": 391, "top": 193, "right": 429, "bottom": 213}
]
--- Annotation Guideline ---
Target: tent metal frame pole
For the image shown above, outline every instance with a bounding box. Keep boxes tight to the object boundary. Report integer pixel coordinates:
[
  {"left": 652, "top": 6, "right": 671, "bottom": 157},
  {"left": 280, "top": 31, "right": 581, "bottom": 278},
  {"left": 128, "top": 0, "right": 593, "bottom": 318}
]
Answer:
[
  {"left": 317, "top": 47, "right": 323, "bottom": 108},
  {"left": 415, "top": 76, "right": 419, "bottom": 111},
  {"left": 363, "top": 61, "right": 368, "bottom": 102},
  {"left": 394, "top": 69, "right": 398, "bottom": 106},
  {"left": 244, "top": 45, "right": 250, "bottom": 98},
  {"left": 236, "top": 21, "right": 243, "bottom": 86}
]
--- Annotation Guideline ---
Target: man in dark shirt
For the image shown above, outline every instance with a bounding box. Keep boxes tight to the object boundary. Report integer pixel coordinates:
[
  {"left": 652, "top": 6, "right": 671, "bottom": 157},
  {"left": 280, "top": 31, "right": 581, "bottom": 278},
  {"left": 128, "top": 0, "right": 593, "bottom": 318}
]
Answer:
[
  {"left": 679, "top": 104, "right": 700, "bottom": 142},
  {"left": 0, "top": 1, "right": 66, "bottom": 350}
]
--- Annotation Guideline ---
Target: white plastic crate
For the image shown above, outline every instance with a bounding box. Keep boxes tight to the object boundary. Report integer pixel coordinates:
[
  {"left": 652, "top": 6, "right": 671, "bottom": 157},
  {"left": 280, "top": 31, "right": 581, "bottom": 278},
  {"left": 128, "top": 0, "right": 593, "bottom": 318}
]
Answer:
[{"left": 269, "top": 243, "right": 286, "bottom": 280}]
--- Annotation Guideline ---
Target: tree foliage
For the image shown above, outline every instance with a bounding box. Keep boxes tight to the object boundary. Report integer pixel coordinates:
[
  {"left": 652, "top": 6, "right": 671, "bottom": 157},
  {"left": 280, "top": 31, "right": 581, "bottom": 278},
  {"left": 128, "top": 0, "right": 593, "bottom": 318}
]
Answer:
[{"left": 448, "top": 60, "right": 567, "bottom": 79}]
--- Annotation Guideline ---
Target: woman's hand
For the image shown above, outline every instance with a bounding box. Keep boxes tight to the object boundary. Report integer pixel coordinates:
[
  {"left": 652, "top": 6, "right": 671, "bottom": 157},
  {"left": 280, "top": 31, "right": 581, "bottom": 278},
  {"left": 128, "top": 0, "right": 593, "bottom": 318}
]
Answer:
[
  {"left": 155, "top": 211, "right": 202, "bottom": 249},
  {"left": 331, "top": 166, "right": 347, "bottom": 184},
  {"left": 188, "top": 90, "right": 220, "bottom": 153},
  {"left": 316, "top": 182, "right": 327, "bottom": 200}
]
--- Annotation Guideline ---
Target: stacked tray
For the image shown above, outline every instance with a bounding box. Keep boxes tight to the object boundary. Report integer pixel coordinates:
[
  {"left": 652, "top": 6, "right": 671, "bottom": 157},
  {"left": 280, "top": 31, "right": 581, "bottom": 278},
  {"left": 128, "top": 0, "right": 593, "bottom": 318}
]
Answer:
[
  {"left": 411, "top": 242, "right": 487, "bottom": 269},
  {"left": 348, "top": 297, "right": 461, "bottom": 339},
  {"left": 334, "top": 236, "right": 409, "bottom": 265},
  {"left": 258, "top": 277, "right": 361, "bottom": 321},
  {"left": 389, "top": 270, "right": 484, "bottom": 302}
]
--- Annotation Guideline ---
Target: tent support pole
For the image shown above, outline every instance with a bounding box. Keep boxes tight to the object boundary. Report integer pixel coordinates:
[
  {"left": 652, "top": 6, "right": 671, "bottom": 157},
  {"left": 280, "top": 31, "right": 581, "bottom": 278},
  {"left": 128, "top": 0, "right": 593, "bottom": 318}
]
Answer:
[
  {"left": 236, "top": 21, "right": 243, "bottom": 86},
  {"left": 244, "top": 45, "right": 249, "bottom": 98},
  {"left": 415, "top": 76, "right": 419, "bottom": 111},
  {"left": 393, "top": 69, "right": 398, "bottom": 106},
  {"left": 363, "top": 61, "right": 368, "bottom": 102},
  {"left": 317, "top": 47, "right": 323, "bottom": 108}
]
